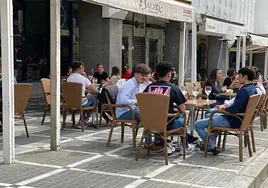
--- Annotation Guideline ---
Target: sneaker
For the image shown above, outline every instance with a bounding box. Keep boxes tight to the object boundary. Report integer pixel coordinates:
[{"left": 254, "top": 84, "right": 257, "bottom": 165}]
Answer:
[
  {"left": 167, "top": 145, "right": 175, "bottom": 155},
  {"left": 180, "top": 144, "right": 195, "bottom": 155}
]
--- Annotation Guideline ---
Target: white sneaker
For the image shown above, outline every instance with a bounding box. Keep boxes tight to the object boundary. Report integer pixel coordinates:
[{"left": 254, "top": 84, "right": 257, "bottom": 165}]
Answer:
[
  {"left": 180, "top": 144, "right": 195, "bottom": 155},
  {"left": 167, "top": 145, "right": 175, "bottom": 155}
]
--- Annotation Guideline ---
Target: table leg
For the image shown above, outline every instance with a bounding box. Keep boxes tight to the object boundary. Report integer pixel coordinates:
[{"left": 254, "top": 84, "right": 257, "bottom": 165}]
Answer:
[{"left": 190, "top": 106, "right": 196, "bottom": 135}]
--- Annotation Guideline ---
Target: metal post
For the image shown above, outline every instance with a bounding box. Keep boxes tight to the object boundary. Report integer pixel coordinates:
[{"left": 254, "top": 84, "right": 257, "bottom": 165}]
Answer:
[
  {"left": 50, "top": 0, "right": 61, "bottom": 151},
  {"left": 249, "top": 52, "right": 253, "bottom": 66},
  {"left": 264, "top": 48, "right": 268, "bottom": 79},
  {"left": 191, "top": 14, "right": 197, "bottom": 83},
  {"left": 1, "top": 0, "right": 15, "bottom": 164},
  {"left": 179, "top": 22, "right": 186, "bottom": 86},
  {"left": 242, "top": 36, "right": 246, "bottom": 67},
  {"left": 236, "top": 36, "right": 241, "bottom": 72}
]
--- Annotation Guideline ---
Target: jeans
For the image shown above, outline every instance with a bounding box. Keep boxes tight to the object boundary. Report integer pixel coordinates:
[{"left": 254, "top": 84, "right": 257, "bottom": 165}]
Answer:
[
  {"left": 205, "top": 108, "right": 217, "bottom": 118},
  {"left": 118, "top": 107, "right": 140, "bottom": 121},
  {"left": 82, "top": 97, "right": 97, "bottom": 119},
  {"left": 194, "top": 115, "right": 230, "bottom": 150}
]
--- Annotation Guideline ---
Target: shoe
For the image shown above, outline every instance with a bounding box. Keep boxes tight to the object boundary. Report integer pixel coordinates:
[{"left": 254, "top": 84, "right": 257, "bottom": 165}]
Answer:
[
  {"left": 188, "top": 135, "right": 199, "bottom": 144},
  {"left": 200, "top": 145, "right": 221, "bottom": 155},
  {"left": 179, "top": 144, "right": 196, "bottom": 155},
  {"left": 167, "top": 145, "right": 175, "bottom": 155}
]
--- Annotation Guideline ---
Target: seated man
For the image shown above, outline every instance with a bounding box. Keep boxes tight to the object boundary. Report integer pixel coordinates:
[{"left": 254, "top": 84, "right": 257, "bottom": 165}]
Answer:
[
  {"left": 67, "top": 61, "right": 98, "bottom": 128},
  {"left": 144, "top": 61, "right": 197, "bottom": 153},
  {"left": 195, "top": 67, "right": 257, "bottom": 155},
  {"left": 116, "top": 64, "right": 151, "bottom": 121}
]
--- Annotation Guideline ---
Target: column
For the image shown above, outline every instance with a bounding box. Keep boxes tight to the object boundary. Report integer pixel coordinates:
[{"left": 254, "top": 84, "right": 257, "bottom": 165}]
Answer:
[
  {"left": 242, "top": 36, "right": 246, "bottom": 67},
  {"left": 1, "top": 0, "right": 15, "bottom": 164},
  {"left": 179, "top": 22, "right": 186, "bottom": 86},
  {"left": 236, "top": 36, "right": 241, "bottom": 72},
  {"left": 164, "top": 21, "right": 180, "bottom": 84},
  {"left": 264, "top": 48, "right": 268, "bottom": 79},
  {"left": 50, "top": 0, "right": 61, "bottom": 151},
  {"left": 249, "top": 52, "right": 253, "bottom": 66},
  {"left": 191, "top": 16, "right": 197, "bottom": 83},
  {"left": 79, "top": 3, "right": 123, "bottom": 75}
]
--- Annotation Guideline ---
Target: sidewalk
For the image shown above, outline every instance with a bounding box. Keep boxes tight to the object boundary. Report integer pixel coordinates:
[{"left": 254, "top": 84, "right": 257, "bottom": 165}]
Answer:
[{"left": 0, "top": 97, "right": 268, "bottom": 188}]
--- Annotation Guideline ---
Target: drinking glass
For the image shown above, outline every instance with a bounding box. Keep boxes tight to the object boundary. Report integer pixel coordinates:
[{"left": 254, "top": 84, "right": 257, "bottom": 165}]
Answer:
[
  {"left": 92, "top": 78, "right": 98, "bottom": 85},
  {"left": 205, "top": 86, "right": 212, "bottom": 102},
  {"left": 192, "top": 87, "right": 199, "bottom": 102}
]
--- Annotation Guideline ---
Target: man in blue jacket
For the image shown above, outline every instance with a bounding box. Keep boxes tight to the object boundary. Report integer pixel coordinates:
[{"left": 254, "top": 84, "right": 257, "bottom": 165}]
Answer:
[{"left": 194, "top": 67, "right": 257, "bottom": 155}]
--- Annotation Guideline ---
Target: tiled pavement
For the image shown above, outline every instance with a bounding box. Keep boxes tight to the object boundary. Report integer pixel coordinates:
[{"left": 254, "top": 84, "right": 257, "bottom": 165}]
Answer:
[{"left": 0, "top": 97, "right": 268, "bottom": 188}]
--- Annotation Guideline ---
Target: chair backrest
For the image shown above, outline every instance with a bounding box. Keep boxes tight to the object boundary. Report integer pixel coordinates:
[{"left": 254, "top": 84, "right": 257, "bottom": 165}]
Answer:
[
  {"left": 136, "top": 93, "right": 170, "bottom": 133},
  {"left": 61, "top": 82, "right": 83, "bottom": 109},
  {"left": 14, "top": 83, "right": 33, "bottom": 114},
  {"left": 41, "top": 78, "right": 51, "bottom": 105},
  {"left": 240, "top": 94, "right": 261, "bottom": 131},
  {"left": 185, "top": 82, "right": 193, "bottom": 96}
]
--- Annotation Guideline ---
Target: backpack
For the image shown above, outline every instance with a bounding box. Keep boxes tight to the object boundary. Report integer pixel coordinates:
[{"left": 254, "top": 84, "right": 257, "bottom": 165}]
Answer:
[{"left": 97, "top": 84, "right": 118, "bottom": 105}]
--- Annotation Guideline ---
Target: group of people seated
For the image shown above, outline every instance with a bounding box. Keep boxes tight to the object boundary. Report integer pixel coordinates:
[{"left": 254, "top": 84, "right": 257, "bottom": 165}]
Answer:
[
  {"left": 64, "top": 59, "right": 262, "bottom": 156},
  {"left": 115, "top": 62, "right": 263, "bottom": 155}
]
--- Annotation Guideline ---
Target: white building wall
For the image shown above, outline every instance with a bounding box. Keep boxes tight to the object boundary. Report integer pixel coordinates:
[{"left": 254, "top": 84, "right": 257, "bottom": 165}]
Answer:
[
  {"left": 192, "top": 0, "right": 255, "bottom": 32},
  {"left": 254, "top": 0, "right": 268, "bottom": 34}
]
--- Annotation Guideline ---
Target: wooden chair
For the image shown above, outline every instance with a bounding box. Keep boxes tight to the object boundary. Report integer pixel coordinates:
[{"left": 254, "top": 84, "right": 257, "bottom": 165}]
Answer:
[
  {"left": 40, "top": 78, "right": 51, "bottom": 125},
  {"left": 105, "top": 90, "right": 140, "bottom": 151},
  {"left": 135, "top": 93, "right": 187, "bottom": 165},
  {"left": 204, "top": 94, "right": 261, "bottom": 162},
  {"left": 14, "top": 83, "right": 33, "bottom": 138},
  {"left": 61, "top": 82, "right": 98, "bottom": 132},
  {"left": 262, "top": 92, "right": 268, "bottom": 130}
]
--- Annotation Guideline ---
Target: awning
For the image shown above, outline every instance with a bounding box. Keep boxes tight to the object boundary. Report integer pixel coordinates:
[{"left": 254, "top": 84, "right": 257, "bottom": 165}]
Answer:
[
  {"left": 230, "top": 34, "right": 268, "bottom": 54},
  {"left": 249, "top": 34, "right": 268, "bottom": 47},
  {"left": 199, "top": 17, "right": 247, "bottom": 37},
  {"left": 81, "top": 0, "right": 193, "bottom": 22}
]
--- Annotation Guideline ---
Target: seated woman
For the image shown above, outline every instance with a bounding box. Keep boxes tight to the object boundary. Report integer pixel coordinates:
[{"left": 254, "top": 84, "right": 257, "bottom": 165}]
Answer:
[
  {"left": 205, "top": 69, "right": 228, "bottom": 106},
  {"left": 109, "top": 66, "right": 121, "bottom": 85},
  {"left": 223, "top": 68, "right": 237, "bottom": 88}
]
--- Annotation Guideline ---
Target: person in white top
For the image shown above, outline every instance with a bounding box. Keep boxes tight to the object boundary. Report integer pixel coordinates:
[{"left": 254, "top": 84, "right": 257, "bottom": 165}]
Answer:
[{"left": 67, "top": 62, "right": 98, "bottom": 127}]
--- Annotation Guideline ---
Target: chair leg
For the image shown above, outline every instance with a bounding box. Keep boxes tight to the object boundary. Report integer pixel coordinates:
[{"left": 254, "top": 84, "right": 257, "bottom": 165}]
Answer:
[
  {"left": 132, "top": 124, "right": 137, "bottom": 151},
  {"left": 250, "top": 128, "right": 256, "bottom": 153},
  {"left": 186, "top": 112, "right": 190, "bottom": 126},
  {"left": 244, "top": 135, "right": 247, "bottom": 147},
  {"left": 195, "top": 109, "right": 200, "bottom": 121},
  {"left": 106, "top": 126, "right": 114, "bottom": 147},
  {"left": 135, "top": 131, "right": 145, "bottom": 162},
  {"left": 164, "top": 133, "right": 168, "bottom": 165},
  {"left": 81, "top": 111, "right": 84, "bottom": 132},
  {"left": 121, "top": 125, "right": 125, "bottom": 144},
  {"left": 260, "top": 113, "right": 264, "bottom": 131},
  {"left": 263, "top": 112, "right": 267, "bottom": 129},
  {"left": 201, "top": 109, "right": 204, "bottom": 119},
  {"left": 22, "top": 114, "right": 29, "bottom": 138},
  {"left": 204, "top": 131, "right": 210, "bottom": 157},
  {"left": 71, "top": 112, "right": 75, "bottom": 127},
  {"left": 222, "top": 133, "right": 227, "bottom": 151},
  {"left": 99, "top": 109, "right": 103, "bottom": 125},
  {"left": 183, "top": 135, "right": 186, "bottom": 160},
  {"left": 217, "top": 133, "right": 222, "bottom": 148},
  {"left": 41, "top": 105, "right": 47, "bottom": 125},
  {"left": 62, "top": 110, "right": 66, "bottom": 130},
  {"left": 246, "top": 131, "right": 252, "bottom": 157},
  {"left": 147, "top": 132, "right": 150, "bottom": 156},
  {"left": 239, "top": 133, "right": 243, "bottom": 162}
]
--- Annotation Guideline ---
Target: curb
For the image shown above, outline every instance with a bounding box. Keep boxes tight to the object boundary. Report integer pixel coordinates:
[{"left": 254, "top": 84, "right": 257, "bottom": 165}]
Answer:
[{"left": 227, "top": 149, "right": 268, "bottom": 188}]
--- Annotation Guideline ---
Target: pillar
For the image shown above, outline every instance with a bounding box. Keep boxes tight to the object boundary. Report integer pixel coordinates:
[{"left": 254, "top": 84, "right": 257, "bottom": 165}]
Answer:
[
  {"left": 50, "top": 0, "right": 61, "bottom": 151},
  {"left": 236, "top": 36, "right": 241, "bottom": 72},
  {"left": 191, "top": 15, "right": 197, "bottom": 83},
  {"left": 79, "top": 3, "right": 122, "bottom": 75},
  {"left": 242, "top": 36, "right": 246, "bottom": 68},
  {"left": 179, "top": 22, "right": 186, "bottom": 86},
  {"left": 1, "top": 0, "right": 15, "bottom": 164},
  {"left": 249, "top": 52, "right": 253, "bottom": 66},
  {"left": 264, "top": 48, "right": 268, "bottom": 79},
  {"left": 164, "top": 21, "right": 180, "bottom": 84}
]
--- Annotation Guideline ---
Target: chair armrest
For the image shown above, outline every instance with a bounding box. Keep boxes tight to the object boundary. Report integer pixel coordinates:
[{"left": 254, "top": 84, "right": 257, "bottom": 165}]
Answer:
[
  {"left": 105, "top": 104, "right": 136, "bottom": 120},
  {"left": 44, "top": 92, "right": 50, "bottom": 96},
  {"left": 208, "top": 110, "right": 243, "bottom": 128}
]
